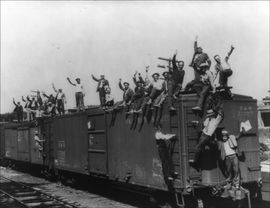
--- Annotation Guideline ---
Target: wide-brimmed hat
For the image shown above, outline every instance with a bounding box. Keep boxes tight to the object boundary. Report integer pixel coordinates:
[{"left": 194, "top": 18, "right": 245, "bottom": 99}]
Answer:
[
  {"left": 221, "top": 130, "right": 229, "bottom": 135},
  {"left": 206, "top": 109, "right": 215, "bottom": 117},
  {"left": 152, "top": 73, "right": 160, "bottom": 77},
  {"left": 162, "top": 71, "right": 169, "bottom": 77},
  {"left": 75, "top": 78, "right": 80, "bottom": 81},
  {"left": 199, "top": 63, "right": 209, "bottom": 69},
  {"left": 123, "top": 82, "right": 129, "bottom": 86}
]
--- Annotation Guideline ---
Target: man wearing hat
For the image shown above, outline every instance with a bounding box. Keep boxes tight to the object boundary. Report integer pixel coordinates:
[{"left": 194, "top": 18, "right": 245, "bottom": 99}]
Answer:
[
  {"left": 213, "top": 45, "right": 235, "bottom": 88},
  {"left": 118, "top": 78, "right": 134, "bottom": 106},
  {"left": 135, "top": 72, "right": 165, "bottom": 113},
  {"left": 190, "top": 107, "right": 224, "bottom": 171},
  {"left": 185, "top": 36, "right": 211, "bottom": 92},
  {"left": 13, "top": 98, "right": 23, "bottom": 122},
  {"left": 217, "top": 128, "right": 243, "bottom": 187},
  {"left": 153, "top": 71, "right": 175, "bottom": 110},
  {"left": 91, "top": 74, "right": 109, "bottom": 107},
  {"left": 67, "top": 77, "right": 85, "bottom": 111},
  {"left": 52, "top": 83, "right": 66, "bottom": 115},
  {"left": 126, "top": 78, "right": 145, "bottom": 114},
  {"left": 171, "top": 52, "right": 185, "bottom": 99}
]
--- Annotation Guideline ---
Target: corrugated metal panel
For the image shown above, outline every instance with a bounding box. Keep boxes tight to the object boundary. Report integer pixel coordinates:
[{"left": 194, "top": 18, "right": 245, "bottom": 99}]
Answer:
[
  {"left": 53, "top": 113, "right": 88, "bottom": 174},
  {"left": 4, "top": 129, "right": 18, "bottom": 160},
  {"left": 17, "top": 129, "right": 30, "bottom": 162}
]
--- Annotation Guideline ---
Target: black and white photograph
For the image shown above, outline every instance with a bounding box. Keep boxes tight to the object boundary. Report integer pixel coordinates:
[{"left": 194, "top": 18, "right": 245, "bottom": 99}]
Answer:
[{"left": 0, "top": 1, "right": 269, "bottom": 208}]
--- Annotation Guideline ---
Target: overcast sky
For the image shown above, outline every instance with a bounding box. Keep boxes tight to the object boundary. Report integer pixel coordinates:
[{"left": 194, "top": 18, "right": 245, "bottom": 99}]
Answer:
[{"left": 1, "top": 1, "right": 269, "bottom": 113}]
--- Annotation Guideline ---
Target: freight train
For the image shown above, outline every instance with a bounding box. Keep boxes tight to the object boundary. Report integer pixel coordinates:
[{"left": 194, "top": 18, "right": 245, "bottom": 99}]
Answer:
[{"left": 0, "top": 93, "right": 262, "bottom": 208}]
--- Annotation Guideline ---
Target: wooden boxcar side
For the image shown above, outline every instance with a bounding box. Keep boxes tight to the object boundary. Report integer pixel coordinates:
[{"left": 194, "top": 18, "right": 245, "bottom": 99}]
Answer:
[
  {"left": 53, "top": 113, "right": 88, "bottom": 174},
  {"left": 178, "top": 94, "right": 261, "bottom": 189}
]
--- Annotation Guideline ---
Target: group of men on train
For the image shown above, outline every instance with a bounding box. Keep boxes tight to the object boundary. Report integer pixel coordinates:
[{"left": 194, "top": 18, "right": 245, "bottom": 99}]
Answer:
[{"left": 11, "top": 36, "right": 240, "bottom": 187}]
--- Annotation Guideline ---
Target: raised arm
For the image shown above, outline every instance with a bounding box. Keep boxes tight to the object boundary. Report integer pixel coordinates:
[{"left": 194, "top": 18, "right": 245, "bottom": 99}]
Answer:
[
  {"left": 67, "top": 77, "right": 76, "bottom": 86},
  {"left": 22, "top": 96, "right": 26, "bottom": 103},
  {"left": 133, "top": 76, "right": 138, "bottom": 87},
  {"left": 227, "top": 45, "right": 235, "bottom": 58},
  {"left": 91, "top": 74, "right": 100, "bottom": 82},
  {"left": 194, "top": 36, "right": 198, "bottom": 52},
  {"left": 42, "top": 92, "right": 49, "bottom": 98},
  {"left": 206, "top": 55, "right": 212, "bottom": 68},
  {"left": 118, "top": 79, "right": 124, "bottom": 91},
  {"left": 172, "top": 53, "right": 177, "bottom": 71},
  {"left": 207, "top": 71, "right": 216, "bottom": 92},
  {"left": 52, "top": 83, "right": 57, "bottom": 93},
  {"left": 13, "top": 98, "right": 17, "bottom": 106}
]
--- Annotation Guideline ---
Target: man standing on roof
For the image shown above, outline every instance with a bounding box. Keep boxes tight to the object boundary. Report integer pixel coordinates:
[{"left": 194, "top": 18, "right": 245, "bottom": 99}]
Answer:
[
  {"left": 13, "top": 98, "right": 23, "bottom": 122},
  {"left": 52, "top": 83, "right": 66, "bottom": 115},
  {"left": 171, "top": 51, "right": 185, "bottom": 99},
  {"left": 214, "top": 45, "right": 235, "bottom": 88},
  {"left": 91, "top": 74, "right": 109, "bottom": 107},
  {"left": 67, "top": 77, "right": 85, "bottom": 111},
  {"left": 185, "top": 36, "right": 211, "bottom": 92}
]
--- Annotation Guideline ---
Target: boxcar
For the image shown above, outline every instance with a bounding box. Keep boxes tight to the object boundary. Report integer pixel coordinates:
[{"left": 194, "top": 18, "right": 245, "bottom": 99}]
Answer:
[{"left": 0, "top": 93, "right": 262, "bottom": 207}]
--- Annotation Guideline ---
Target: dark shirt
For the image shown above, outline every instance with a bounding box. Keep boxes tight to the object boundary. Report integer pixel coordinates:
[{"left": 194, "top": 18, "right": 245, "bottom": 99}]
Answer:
[
  {"left": 171, "top": 55, "right": 185, "bottom": 85},
  {"left": 194, "top": 53, "right": 210, "bottom": 67},
  {"left": 119, "top": 82, "right": 134, "bottom": 102}
]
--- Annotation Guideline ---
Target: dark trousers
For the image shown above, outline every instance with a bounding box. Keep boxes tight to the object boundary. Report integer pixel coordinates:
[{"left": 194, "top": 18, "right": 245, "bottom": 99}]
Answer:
[
  {"left": 75, "top": 92, "right": 84, "bottom": 111},
  {"left": 99, "top": 89, "right": 106, "bottom": 107},
  {"left": 185, "top": 79, "right": 201, "bottom": 92},
  {"left": 149, "top": 88, "right": 163, "bottom": 100},
  {"left": 167, "top": 80, "right": 175, "bottom": 107},
  {"left": 17, "top": 112, "right": 23, "bottom": 122},
  {"left": 225, "top": 154, "right": 239, "bottom": 185},
  {"left": 219, "top": 69, "right": 233, "bottom": 87},
  {"left": 105, "top": 100, "right": 114, "bottom": 107},
  {"left": 194, "top": 132, "right": 210, "bottom": 165},
  {"left": 196, "top": 84, "right": 211, "bottom": 109},
  {"left": 156, "top": 139, "right": 175, "bottom": 191},
  {"left": 132, "top": 97, "right": 144, "bottom": 110},
  {"left": 57, "top": 99, "right": 65, "bottom": 114}
]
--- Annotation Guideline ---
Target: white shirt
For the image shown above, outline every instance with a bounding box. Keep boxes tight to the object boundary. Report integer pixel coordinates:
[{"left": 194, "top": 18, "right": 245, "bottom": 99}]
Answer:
[
  {"left": 106, "top": 93, "right": 114, "bottom": 102},
  {"left": 152, "top": 79, "right": 164, "bottom": 90},
  {"left": 203, "top": 114, "right": 223, "bottom": 136},
  {"left": 223, "top": 137, "right": 237, "bottom": 156},
  {"left": 155, "top": 131, "right": 176, "bottom": 140},
  {"left": 75, "top": 83, "right": 84, "bottom": 93}
]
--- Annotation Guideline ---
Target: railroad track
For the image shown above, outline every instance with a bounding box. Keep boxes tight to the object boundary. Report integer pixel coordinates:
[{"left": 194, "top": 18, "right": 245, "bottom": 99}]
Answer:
[{"left": 0, "top": 175, "right": 81, "bottom": 208}]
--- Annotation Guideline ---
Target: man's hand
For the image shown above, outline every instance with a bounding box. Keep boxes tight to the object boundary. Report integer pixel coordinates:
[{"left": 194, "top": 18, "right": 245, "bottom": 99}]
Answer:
[
  {"left": 145, "top": 66, "right": 149, "bottom": 72},
  {"left": 119, "top": 78, "right": 122, "bottom": 82},
  {"left": 195, "top": 35, "right": 198, "bottom": 41},
  {"left": 67, "top": 77, "right": 70, "bottom": 80},
  {"left": 231, "top": 45, "right": 235, "bottom": 50}
]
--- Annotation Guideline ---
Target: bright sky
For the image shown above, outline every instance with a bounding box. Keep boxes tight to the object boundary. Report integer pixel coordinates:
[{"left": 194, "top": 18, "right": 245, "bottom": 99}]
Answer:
[{"left": 1, "top": 1, "right": 269, "bottom": 113}]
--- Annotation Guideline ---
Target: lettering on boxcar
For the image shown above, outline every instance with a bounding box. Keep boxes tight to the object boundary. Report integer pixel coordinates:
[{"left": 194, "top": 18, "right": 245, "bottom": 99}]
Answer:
[
  {"left": 5, "top": 150, "right": 10, "bottom": 157},
  {"left": 135, "top": 164, "right": 145, "bottom": 180},
  {"left": 152, "top": 158, "right": 164, "bottom": 183},
  {"left": 89, "top": 134, "right": 94, "bottom": 146},
  {"left": 57, "top": 150, "right": 66, "bottom": 165},
  {"left": 57, "top": 141, "right": 66, "bottom": 165}
]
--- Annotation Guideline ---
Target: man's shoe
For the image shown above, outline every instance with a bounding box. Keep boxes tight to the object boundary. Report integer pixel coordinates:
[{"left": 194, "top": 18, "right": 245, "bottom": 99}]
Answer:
[
  {"left": 169, "top": 106, "right": 176, "bottom": 111},
  {"left": 192, "top": 106, "right": 202, "bottom": 111}
]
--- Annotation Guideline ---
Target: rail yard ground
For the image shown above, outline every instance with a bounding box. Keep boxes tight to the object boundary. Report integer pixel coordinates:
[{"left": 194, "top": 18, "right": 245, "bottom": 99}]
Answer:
[
  {"left": 0, "top": 166, "right": 145, "bottom": 208},
  {"left": 0, "top": 166, "right": 270, "bottom": 208}
]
